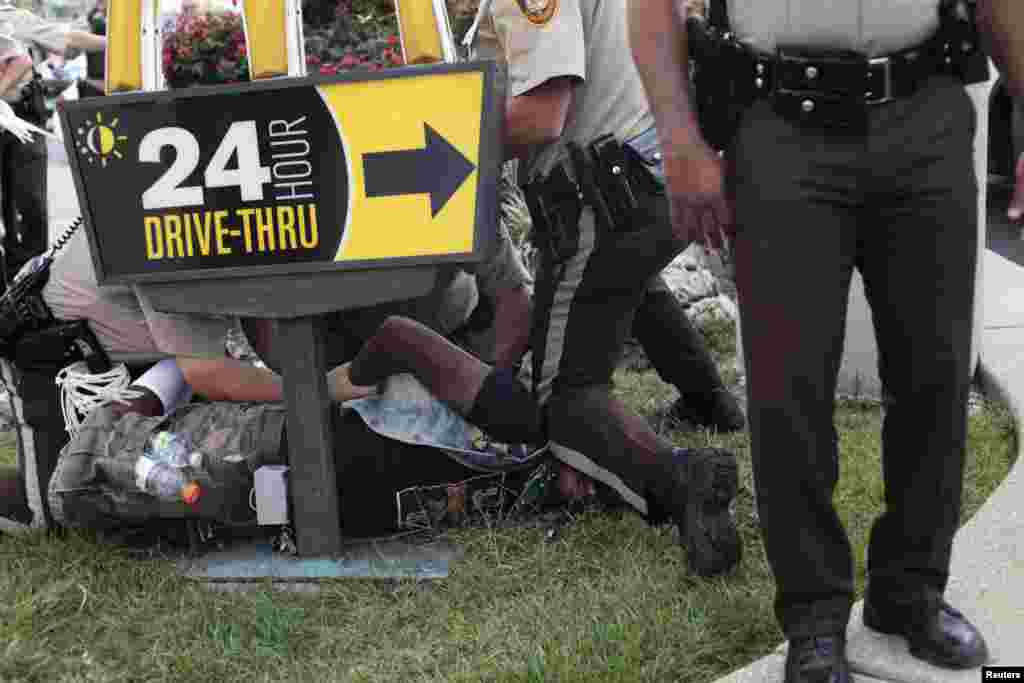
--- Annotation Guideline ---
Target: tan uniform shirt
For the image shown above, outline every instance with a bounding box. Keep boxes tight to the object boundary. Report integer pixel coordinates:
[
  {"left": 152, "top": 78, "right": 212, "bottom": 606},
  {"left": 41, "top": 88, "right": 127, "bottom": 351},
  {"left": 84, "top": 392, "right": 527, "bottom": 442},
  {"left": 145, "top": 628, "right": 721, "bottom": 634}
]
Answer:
[
  {"left": 481, "top": 0, "right": 654, "bottom": 178},
  {"left": 729, "top": 0, "right": 942, "bottom": 57},
  {"left": 42, "top": 230, "right": 234, "bottom": 364},
  {"left": 0, "top": 5, "right": 71, "bottom": 54}
]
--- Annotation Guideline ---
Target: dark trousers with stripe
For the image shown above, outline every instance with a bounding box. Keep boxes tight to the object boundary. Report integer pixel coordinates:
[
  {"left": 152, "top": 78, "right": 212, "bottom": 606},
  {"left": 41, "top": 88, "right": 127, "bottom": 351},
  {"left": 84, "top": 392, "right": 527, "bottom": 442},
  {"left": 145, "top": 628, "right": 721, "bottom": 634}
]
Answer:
[
  {"left": 636, "top": 275, "right": 726, "bottom": 398},
  {"left": 531, "top": 185, "right": 687, "bottom": 521},
  {"left": 729, "top": 75, "right": 978, "bottom": 638},
  {"left": 2, "top": 358, "right": 69, "bottom": 529},
  {"left": 2, "top": 357, "right": 153, "bottom": 530},
  {"left": 0, "top": 131, "right": 48, "bottom": 280}
]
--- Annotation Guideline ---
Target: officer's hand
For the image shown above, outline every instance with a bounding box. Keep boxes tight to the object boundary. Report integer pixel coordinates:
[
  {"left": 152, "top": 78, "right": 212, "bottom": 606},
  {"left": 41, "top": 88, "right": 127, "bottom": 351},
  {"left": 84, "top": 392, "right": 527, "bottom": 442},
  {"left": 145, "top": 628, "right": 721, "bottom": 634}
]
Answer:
[
  {"left": 663, "top": 143, "right": 733, "bottom": 250},
  {"left": 1010, "top": 152, "right": 1024, "bottom": 223}
]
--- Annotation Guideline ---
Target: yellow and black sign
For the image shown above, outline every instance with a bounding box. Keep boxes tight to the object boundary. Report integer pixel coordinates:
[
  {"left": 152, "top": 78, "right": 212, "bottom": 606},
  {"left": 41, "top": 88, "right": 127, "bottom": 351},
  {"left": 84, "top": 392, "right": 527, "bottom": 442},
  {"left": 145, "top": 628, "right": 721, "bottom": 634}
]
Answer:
[{"left": 62, "top": 61, "right": 503, "bottom": 284}]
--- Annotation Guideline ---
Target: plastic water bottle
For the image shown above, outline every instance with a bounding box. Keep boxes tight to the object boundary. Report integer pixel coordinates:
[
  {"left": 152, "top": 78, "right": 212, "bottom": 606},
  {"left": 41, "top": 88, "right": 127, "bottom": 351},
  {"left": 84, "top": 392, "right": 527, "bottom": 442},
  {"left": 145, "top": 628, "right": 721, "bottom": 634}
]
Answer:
[
  {"left": 144, "top": 431, "right": 196, "bottom": 469},
  {"left": 134, "top": 455, "right": 202, "bottom": 505}
]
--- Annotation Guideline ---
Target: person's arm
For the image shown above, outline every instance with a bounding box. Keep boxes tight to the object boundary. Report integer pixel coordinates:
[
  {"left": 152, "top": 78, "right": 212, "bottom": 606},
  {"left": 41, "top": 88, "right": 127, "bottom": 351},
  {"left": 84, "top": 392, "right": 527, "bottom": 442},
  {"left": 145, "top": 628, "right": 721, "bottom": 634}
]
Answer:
[
  {"left": 65, "top": 30, "right": 106, "bottom": 52},
  {"left": 977, "top": 0, "right": 1024, "bottom": 221},
  {"left": 0, "top": 55, "right": 32, "bottom": 99},
  {"left": 504, "top": 76, "right": 575, "bottom": 159},
  {"left": 176, "top": 355, "right": 373, "bottom": 404},
  {"left": 175, "top": 356, "right": 283, "bottom": 402},
  {"left": 490, "top": 0, "right": 584, "bottom": 160},
  {"left": 627, "top": 0, "right": 729, "bottom": 247}
]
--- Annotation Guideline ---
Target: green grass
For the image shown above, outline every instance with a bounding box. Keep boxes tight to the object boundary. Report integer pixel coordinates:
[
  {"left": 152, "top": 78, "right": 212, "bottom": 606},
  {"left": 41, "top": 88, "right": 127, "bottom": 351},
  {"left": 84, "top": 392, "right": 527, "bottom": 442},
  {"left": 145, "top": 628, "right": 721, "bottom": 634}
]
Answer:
[{"left": 0, "top": 367, "right": 1016, "bottom": 682}]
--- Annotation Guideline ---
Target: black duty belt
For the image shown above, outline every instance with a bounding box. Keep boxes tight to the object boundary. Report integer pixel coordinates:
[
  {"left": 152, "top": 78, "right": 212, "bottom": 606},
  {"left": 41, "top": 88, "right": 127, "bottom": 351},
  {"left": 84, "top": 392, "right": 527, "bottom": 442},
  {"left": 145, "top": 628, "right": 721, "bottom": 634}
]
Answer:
[{"left": 737, "top": 37, "right": 986, "bottom": 130}]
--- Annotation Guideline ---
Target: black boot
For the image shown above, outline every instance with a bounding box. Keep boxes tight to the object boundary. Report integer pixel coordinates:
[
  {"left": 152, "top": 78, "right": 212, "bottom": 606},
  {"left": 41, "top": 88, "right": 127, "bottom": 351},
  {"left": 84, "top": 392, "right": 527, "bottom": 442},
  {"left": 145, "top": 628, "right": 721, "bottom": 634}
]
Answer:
[
  {"left": 864, "top": 586, "right": 989, "bottom": 669},
  {"left": 0, "top": 469, "right": 33, "bottom": 534},
  {"left": 672, "top": 388, "right": 746, "bottom": 433},
  {"left": 785, "top": 634, "right": 852, "bottom": 683},
  {"left": 670, "top": 447, "right": 741, "bottom": 576}
]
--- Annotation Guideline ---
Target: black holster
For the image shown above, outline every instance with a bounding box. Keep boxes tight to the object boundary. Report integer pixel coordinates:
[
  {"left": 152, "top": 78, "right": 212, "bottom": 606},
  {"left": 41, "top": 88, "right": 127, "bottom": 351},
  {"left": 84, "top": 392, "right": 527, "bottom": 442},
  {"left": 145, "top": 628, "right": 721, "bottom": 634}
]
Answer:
[
  {"left": 524, "top": 136, "right": 661, "bottom": 262},
  {"left": 13, "top": 73, "right": 48, "bottom": 126},
  {"left": 12, "top": 320, "right": 111, "bottom": 374},
  {"left": 523, "top": 162, "right": 583, "bottom": 264}
]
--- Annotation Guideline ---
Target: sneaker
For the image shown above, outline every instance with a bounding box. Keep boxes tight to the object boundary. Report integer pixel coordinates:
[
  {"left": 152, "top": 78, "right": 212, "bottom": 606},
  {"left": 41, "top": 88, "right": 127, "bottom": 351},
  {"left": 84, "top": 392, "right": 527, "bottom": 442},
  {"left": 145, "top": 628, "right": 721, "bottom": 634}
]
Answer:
[
  {"left": 671, "top": 389, "right": 746, "bottom": 433},
  {"left": 671, "top": 447, "right": 741, "bottom": 576}
]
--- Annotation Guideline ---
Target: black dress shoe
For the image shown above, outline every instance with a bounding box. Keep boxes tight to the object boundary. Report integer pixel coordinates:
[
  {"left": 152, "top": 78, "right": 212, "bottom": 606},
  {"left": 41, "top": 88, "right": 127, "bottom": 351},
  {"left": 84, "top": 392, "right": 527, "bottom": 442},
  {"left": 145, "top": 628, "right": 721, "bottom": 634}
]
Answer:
[
  {"left": 863, "top": 589, "right": 989, "bottom": 669},
  {"left": 785, "top": 634, "right": 852, "bottom": 683}
]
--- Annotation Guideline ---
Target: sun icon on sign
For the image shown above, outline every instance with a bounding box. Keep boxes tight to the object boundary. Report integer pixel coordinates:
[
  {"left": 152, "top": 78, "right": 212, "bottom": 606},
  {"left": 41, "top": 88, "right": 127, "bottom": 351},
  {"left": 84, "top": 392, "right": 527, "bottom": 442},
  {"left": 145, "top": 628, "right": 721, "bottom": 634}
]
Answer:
[{"left": 76, "top": 112, "right": 128, "bottom": 168}]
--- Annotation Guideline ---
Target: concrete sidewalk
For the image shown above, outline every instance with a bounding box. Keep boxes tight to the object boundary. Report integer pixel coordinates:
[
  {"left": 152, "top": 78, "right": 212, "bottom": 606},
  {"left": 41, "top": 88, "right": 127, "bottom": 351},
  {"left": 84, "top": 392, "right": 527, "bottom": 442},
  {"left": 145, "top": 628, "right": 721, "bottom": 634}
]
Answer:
[{"left": 717, "top": 248, "right": 1024, "bottom": 683}]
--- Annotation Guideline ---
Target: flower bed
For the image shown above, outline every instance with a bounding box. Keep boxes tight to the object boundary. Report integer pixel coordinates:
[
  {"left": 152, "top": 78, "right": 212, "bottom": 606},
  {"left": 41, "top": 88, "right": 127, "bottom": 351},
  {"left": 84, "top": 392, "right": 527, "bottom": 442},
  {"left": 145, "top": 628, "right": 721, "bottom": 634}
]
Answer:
[
  {"left": 161, "top": 0, "right": 485, "bottom": 86},
  {"left": 162, "top": 8, "right": 250, "bottom": 88}
]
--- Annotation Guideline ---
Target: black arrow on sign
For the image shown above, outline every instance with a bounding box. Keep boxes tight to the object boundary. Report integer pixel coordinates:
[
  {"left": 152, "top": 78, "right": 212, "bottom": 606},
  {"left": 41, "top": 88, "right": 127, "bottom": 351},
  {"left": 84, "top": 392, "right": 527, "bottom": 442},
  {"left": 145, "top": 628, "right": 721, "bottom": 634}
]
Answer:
[{"left": 363, "top": 123, "right": 476, "bottom": 218}]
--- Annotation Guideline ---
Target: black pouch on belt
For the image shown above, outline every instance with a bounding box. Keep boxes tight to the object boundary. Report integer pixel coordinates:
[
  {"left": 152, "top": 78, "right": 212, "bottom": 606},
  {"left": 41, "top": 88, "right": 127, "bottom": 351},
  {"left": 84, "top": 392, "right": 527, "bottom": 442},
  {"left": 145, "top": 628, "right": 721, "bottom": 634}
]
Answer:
[
  {"left": 523, "top": 164, "right": 583, "bottom": 263},
  {"left": 772, "top": 47, "right": 871, "bottom": 132},
  {"left": 587, "top": 134, "right": 641, "bottom": 225}
]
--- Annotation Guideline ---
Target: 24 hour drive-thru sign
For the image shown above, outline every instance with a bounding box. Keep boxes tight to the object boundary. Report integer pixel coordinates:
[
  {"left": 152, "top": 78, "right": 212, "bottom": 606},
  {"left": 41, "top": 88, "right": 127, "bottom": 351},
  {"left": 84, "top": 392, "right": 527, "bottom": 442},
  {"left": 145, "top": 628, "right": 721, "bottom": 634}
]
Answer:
[
  {"left": 67, "top": 0, "right": 498, "bottom": 560},
  {"left": 62, "top": 61, "right": 503, "bottom": 284}
]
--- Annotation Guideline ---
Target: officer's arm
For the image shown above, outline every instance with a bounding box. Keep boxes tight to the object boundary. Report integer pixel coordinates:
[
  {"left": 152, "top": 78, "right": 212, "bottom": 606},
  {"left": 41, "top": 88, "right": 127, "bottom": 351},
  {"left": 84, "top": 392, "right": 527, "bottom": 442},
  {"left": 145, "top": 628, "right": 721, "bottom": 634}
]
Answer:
[
  {"left": 186, "top": 329, "right": 375, "bottom": 403},
  {"left": 627, "top": 0, "right": 701, "bottom": 150},
  {"left": 504, "top": 76, "right": 575, "bottom": 158},
  {"left": 978, "top": 0, "right": 1024, "bottom": 222},
  {"left": 978, "top": 0, "right": 1024, "bottom": 96},
  {"left": 65, "top": 31, "right": 106, "bottom": 52},
  {"left": 176, "top": 356, "right": 284, "bottom": 402},
  {"left": 0, "top": 55, "right": 32, "bottom": 99}
]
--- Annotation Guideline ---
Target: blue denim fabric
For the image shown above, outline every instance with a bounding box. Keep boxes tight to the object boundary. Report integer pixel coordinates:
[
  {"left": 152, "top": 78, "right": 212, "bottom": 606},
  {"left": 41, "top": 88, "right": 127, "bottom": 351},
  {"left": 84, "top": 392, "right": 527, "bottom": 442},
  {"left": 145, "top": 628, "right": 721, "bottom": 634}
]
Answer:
[
  {"left": 346, "top": 374, "right": 545, "bottom": 473},
  {"left": 624, "top": 127, "right": 665, "bottom": 187}
]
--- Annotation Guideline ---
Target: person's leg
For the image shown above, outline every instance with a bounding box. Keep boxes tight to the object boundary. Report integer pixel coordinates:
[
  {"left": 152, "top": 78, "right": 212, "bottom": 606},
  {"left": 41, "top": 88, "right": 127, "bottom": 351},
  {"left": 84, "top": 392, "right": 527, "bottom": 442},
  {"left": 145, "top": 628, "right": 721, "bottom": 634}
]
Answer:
[
  {"left": 531, "top": 195, "right": 740, "bottom": 575},
  {"left": 4, "top": 134, "right": 48, "bottom": 275},
  {"left": 633, "top": 275, "right": 745, "bottom": 431},
  {"left": 729, "top": 98, "right": 861, "bottom": 639},
  {"left": 0, "top": 133, "right": 15, "bottom": 282},
  {"left": 0, "top": 359, "right": 70, "bottom": 530},
  {"left": 859, "top": 77, "right": 978, "bottom": 604},
  {"left": 347, "top": 315, "right": 542, "bottom": 444}
]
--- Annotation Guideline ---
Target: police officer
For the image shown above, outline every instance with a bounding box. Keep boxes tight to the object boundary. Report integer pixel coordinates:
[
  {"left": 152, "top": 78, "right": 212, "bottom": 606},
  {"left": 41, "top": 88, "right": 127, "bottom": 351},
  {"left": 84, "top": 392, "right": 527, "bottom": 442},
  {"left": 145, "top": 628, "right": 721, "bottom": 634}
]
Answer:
[
  {"left": 468, "top": 0, "right": 742, "bottom": 577},
  {"left": 629, "top": 0, "right": 1014, "bottom": 679},
  {"left": 468, "top": 4, "right": 746, "bottom": 435},
  {"left": 0, "top": 1, "right": 106, "bottom": 278},
  {"left": 0, "top": 227, "right": 337, "bottom": 534}
]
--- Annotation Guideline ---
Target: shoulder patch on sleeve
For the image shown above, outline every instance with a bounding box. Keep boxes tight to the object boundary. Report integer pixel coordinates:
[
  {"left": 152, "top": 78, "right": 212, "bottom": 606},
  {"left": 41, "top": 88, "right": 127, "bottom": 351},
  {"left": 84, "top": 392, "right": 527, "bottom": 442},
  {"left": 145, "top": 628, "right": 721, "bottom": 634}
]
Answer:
[{"left": 515, "top": 0, "right": 558, "bottom": 26}]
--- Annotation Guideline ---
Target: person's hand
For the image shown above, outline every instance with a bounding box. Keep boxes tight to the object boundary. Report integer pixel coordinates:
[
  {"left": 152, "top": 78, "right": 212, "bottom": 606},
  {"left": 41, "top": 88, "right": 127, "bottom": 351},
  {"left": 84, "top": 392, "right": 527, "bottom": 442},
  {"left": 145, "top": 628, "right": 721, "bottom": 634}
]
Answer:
[
  {"left": 327, "top": 363, "right": 377, "bottom": 403},
  {"left": 1010, "top": 152, "right": 1024, "bottom": 223},
  {"left": 662, "top": 141, "right": 733, "bottom": 250},
  {"left": 0, "top": 100, "right": 56, "bottom": 144},
  {"left": 0, "top": 100, "right": 34, "bottom": 143}
]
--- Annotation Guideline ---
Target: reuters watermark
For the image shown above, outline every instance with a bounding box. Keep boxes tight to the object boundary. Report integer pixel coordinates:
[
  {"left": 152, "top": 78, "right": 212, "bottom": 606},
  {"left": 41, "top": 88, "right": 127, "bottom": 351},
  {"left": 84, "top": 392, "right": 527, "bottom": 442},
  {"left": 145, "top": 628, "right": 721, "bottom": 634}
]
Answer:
[{"left": 984, "top": 667, "right": 1024, "bottom": 680}]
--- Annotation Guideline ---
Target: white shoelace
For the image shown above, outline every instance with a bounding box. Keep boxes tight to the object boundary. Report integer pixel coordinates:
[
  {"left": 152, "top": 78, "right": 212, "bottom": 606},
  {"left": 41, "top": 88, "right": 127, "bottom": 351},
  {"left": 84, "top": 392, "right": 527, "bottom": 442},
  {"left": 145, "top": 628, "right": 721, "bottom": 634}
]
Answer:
[{"left": 55, "top": 361, "right": 142, "bottom": 435}]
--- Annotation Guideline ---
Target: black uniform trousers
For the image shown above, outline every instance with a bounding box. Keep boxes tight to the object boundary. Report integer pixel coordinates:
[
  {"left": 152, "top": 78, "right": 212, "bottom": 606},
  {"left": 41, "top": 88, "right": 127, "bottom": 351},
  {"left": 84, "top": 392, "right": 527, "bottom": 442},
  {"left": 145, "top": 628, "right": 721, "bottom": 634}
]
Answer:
[
  {"left": 729, "top": 75, "right": 978, "bottom": 638},
  {"left": 0, "top": 130, "right": 48, "bottom": 279},
  {"left": 635, "top": 274, "right": 725, "bottom": 398}
]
